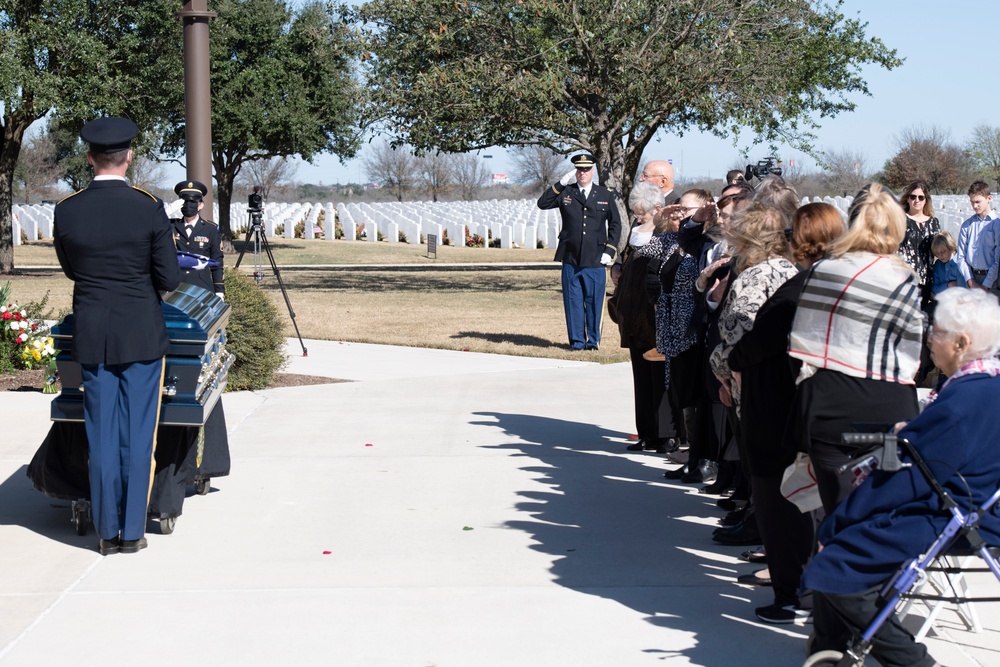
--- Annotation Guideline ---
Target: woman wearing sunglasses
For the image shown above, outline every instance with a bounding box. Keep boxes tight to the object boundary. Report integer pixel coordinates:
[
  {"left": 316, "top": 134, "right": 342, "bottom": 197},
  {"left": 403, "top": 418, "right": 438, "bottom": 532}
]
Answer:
[{"left": 897, "top": 180, "right": 941, "bottom": 308}]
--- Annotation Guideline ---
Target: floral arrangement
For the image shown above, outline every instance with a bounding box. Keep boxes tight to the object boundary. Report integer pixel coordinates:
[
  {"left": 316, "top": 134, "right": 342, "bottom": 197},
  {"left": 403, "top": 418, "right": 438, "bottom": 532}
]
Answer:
[
  {"left": 465, "top": 231, "right": 485, "bottom": 248},
  {"left": 0, "top": 284, "right": 59, "bottom": 386}
]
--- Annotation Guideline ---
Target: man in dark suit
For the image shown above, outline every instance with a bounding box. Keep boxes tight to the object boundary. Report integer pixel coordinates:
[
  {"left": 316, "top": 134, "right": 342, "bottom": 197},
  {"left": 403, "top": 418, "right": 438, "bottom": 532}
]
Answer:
[
  {"left": 172, "top": 180, "right": 224, "bottom": 299},
  {"left": 537, "top": 153, "right": 622, "bottom": 350},
  {"left": 53, "top": 117, "right": 180, "bottom": 555}
]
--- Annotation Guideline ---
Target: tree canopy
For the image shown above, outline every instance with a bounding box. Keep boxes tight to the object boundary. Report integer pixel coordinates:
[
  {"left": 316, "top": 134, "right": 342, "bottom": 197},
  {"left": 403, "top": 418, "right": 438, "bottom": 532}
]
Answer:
[
  {"left": 161, "top": 0, "right": 361, "bottom": 239},
  {"left": 0, "top": 0, "right": 180, "bottom": 273},
  {"left": 352, "top": 0, "right": 901, "bottom": 205}
]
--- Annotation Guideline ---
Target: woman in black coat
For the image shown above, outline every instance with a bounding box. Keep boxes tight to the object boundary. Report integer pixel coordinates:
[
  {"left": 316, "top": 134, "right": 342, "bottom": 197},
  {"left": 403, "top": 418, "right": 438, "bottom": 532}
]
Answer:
[{"left": 727, "top": 202, "right": 846, "bottom": 624}]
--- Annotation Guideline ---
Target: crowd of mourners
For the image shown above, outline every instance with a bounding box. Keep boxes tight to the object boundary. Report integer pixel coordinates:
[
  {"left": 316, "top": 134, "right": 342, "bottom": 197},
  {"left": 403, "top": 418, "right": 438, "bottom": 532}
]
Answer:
[{"left": 610, "top": 167, "right": 1000, "bottom": 667}]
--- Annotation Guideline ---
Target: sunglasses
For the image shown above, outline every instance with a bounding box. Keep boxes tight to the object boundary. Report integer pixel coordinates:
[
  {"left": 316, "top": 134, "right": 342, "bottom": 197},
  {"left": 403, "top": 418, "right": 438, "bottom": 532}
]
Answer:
[{"left": 908, "top": 194, "right": 926, "bottom": 201}]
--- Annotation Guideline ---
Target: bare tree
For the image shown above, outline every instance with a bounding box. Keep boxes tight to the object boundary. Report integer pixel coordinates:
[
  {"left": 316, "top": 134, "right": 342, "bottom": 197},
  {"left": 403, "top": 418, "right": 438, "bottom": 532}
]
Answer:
[
  {"left": 882, "top": 125, "right": 976, "bottom": 194},
  {"left": 449, "top": 153, "right": 490, "bottom": 201},
  {"left": 237, "top": 156, "right": 297, "bottom": 201},
  {"left": 362, "top": 141, "right": 417, "bottom": 201},
  {"left": 820, "top": 147, "right": 872, "bottom": 196},
  {"left": 510, "top": 145, "right": 566, "bottom": 191},
  {"left": 14, "top": 133, "right": 59, "bottom": 204},
  {"left": 127, "top": 154, "right": 166, "bottom": 192},
  {"left": 966, "top": 124, "right": 1000, "bottom": 191},
  {"left": 416, "top": 151, "right": 452, "bottom": 202}
]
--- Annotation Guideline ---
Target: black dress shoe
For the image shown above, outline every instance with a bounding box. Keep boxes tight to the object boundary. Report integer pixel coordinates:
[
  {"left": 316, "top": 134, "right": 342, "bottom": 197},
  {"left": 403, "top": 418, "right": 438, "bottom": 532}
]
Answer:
[
  {"left": 663, "top": 466, "right": 687, "bottom": 480},
  {"left": 736, "top": 571, "right": 772, "bottom": 586},
  {"left": 712, "top": 523, "right": 761, "bottom": 546},
  {"left": 120, "top": 537, "right": 148, "bottom": 554},
  {"left": 681, "top": 469, "right": 705, "bottom": 484},
  {"left": 98, "top": 537, "right": 120, "bottom": 555},
  {"left": 626, "top": 440, "right": 646, "bottom": 451}
]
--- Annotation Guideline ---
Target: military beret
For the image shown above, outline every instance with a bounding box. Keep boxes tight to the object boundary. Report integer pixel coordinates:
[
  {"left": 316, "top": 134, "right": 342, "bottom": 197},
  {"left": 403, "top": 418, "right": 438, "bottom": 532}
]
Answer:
[
  {"left": 174, "top": 180, "right": 209, "bottom": 200},
  {"left": 571, "top": 154, "right": 595, "bottom": 169},
  {"left": 80, "top": 117, "right": 138, "bottom": 154}
]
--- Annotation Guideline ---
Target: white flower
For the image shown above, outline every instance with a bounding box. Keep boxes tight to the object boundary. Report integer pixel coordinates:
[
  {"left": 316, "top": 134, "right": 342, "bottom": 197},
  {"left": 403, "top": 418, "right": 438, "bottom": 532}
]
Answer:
[
  {"left": 16, "top": 333, "right": 27, "bottom": 344},
  {"left": 0, "top": 306, "right": 6, "bottom": 313},
  {"left": 8, "top": 322, "right": 17, "bottom": 331},
  {"left": 19, "top": 320, "right": 28, "bottom": 330},
  {"left": 19, "top": 309, "right": 26, "bottom": 318}
]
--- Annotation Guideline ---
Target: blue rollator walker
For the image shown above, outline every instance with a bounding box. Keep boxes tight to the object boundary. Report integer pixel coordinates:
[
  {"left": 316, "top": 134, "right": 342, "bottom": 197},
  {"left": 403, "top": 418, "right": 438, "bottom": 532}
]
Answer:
[{"left": 804, "top": 432, "right": 1000, "bottom": 667}]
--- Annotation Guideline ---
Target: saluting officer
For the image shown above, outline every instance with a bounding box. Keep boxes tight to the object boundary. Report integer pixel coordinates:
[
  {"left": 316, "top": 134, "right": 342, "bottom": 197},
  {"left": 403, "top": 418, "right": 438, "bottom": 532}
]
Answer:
[
  {"left": 537, "top": 153, "right": 622, "bottom": 350},
  {"left": 172, "top": 180, "right": 224, "bottom": 299},
  {"left": 53, "top": 117, "right": 180, "bottom": 555}
]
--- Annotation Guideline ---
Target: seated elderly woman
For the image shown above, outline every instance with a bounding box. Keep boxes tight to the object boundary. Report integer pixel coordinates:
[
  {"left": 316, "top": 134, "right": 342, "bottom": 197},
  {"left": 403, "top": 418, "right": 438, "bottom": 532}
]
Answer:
[{"left": 804, "top": 287, "right": 1000, "bottom": 667}]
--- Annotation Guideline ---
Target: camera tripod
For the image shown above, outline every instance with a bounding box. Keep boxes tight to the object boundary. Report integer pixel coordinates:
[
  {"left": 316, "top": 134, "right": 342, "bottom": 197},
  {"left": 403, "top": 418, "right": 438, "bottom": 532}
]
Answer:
[{"left": 233, "top": 207, "right": 308, "bottom": 356}]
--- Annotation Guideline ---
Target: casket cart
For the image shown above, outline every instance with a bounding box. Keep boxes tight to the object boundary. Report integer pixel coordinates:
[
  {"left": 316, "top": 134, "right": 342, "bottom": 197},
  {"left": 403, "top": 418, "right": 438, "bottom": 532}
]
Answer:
[{"left": 26, "top": 284, "right": 234, "bottom": 536}]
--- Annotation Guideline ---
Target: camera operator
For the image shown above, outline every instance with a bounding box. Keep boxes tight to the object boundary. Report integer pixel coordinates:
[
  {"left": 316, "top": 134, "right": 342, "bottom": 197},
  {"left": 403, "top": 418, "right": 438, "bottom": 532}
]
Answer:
[{"left": 172, "top": 180, "right": 224, "bottom": 300}]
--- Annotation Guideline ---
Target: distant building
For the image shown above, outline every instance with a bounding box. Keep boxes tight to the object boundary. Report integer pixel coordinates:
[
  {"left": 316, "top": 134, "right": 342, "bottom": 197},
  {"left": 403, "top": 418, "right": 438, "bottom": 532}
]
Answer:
[
  {"left": 364, "top": 182, "right": 381, "bottom": 190},
  {"left": 491, "top": 173, "right": 508, "bottom": 185}
]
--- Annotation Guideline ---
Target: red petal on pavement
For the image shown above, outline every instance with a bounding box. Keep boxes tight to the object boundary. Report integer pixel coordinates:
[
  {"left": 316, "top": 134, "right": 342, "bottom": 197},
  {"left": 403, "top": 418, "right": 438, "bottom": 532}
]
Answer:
[{"left": 323, "top": 551, "right": 332, "bottom": 555}]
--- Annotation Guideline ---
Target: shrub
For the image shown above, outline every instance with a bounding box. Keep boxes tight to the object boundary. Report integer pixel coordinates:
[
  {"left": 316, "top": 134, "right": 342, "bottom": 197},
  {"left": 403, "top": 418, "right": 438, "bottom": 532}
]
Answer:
[
  {"left": 536, "top": 239, "right": 545, "bottom": 249},
  {"left": 335, "top": 220, "right": 344, "bottom": 239},
  {"left": 398, "top": 230, "right": 408, "bottom": 243},
  {"left": 274, "top": 223, "right": 285, "bottom": 237},
  {"left": 489, "top": 237, "right": 501, "bottom": 248},
  {"left": 441, "top": 229, "right": 451, "bottom": 246},
  {"left": 294, "top": 220, "right": 305, "bottom": 238},
  {"left": 223, "top": 270, "right": 288, "bottom": 391}
]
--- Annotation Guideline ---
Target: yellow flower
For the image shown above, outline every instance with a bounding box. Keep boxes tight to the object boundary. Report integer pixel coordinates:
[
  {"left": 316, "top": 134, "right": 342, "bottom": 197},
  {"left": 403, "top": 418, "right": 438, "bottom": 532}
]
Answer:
[{"left": 32, "top": 349, "right": 41, "bottom": 361}]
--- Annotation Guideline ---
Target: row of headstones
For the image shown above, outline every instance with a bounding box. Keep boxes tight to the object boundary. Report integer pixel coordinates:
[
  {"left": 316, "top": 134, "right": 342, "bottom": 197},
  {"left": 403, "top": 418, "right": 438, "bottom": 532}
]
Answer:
[
  {"left": 11, "top": 204, "right": 54, "bottom": 246},
  {"left": 335, "top": 199, "right": 561, "bottom": 248},
  {"left": 804, "top": 195, "right": 968, "bottom": 239}
]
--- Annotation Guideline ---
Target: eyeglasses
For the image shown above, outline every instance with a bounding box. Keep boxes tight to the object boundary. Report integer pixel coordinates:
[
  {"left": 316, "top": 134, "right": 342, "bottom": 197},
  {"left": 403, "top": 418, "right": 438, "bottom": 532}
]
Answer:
[{"left": 908, "top": 194, "right": 926, "bottom": 201}]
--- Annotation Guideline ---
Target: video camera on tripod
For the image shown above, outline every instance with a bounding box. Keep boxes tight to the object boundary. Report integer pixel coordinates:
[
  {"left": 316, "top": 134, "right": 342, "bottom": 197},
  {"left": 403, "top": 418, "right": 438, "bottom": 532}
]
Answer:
[
  {"left": 248, "top": 185, "right": 264, "bottom": 214},
  {"left": 233, "top": 185, "right": 307, "bottom": 356},
  {"left": 744, "top": 156, "right": 783, "bottom": 181}
]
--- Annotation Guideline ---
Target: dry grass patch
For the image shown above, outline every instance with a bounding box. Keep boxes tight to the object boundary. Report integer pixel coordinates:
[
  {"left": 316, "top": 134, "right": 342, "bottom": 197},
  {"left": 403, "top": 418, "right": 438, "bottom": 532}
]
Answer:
[
  {"left": 15, "top": 238, "right": 555, "bottom": 267},
  {"left": 2, "top": 266, "right": 628, "bottom": 364}
]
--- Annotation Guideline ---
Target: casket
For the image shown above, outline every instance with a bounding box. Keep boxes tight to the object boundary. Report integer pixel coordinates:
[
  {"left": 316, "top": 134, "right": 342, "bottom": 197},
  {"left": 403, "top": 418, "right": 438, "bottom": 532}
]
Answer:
[{"left": 49, "top": 284, "right": 235, "bottom": 426}]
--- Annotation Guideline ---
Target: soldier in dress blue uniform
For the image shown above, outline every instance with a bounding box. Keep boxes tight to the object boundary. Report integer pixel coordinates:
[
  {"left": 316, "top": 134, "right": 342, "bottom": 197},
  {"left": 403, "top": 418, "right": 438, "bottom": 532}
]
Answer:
[
  {"left": 537, "top": 153, "right": 622, "bottom": 350},
  {"left": 53, "top": 117, "right": 180, "bottom": 555},
  {"left": 172, "top": 180, "right": 224, "bottom": 299}
]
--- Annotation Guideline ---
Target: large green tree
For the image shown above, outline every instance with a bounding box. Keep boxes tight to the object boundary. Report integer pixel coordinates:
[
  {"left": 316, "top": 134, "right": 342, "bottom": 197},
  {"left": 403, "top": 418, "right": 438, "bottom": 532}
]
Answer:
[
  {"left": 162, "top": 0, "right": 360, "bottom": 240},
  {"left": 0, "top": 0, "right": 180, "bottom": 274},
  {"left": 353, "top": 0, "right": 900, "bottom": 206}
]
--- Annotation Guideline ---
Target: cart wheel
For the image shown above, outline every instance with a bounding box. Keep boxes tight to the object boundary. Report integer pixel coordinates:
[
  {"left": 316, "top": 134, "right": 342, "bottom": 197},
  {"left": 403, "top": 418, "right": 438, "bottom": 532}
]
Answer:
[
  {"left": 195, "top": 478, "right": 211, "bottom": 496},
  {"left": 72, "top": 504, "right": 90, "bottom": 536},
  {"left": 802, "top": 650, "right": 852, "bottom": 667},
  {"left": 160, "top": 516, "right": 176, "bottom": 535}
]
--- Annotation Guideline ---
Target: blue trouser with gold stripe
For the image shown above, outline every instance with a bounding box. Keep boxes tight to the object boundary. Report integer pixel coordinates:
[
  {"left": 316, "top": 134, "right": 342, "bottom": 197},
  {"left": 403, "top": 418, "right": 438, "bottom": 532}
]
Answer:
[
  {"left": 561, "top": 263, "right": 605, "bottom": 350},
  {"left": 81, "top": 359, "right": 163, "bottom": 541}
]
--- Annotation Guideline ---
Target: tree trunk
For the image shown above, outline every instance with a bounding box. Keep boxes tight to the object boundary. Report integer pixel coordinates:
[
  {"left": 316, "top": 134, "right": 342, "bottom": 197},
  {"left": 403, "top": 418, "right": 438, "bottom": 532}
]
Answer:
[
  {"left": 592, "top": 130, "right": 630, "bottom": 257},
  {"left": 215, "top": 154, "right": 236, "bottom": 254},
  {"left": 0, "top": 116, "right": 31, "bottom": 275}
]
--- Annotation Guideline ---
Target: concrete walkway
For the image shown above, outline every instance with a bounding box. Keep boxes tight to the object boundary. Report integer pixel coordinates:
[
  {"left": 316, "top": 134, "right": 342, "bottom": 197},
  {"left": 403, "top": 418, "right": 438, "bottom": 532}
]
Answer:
[{"left": 1, "top": 340, "right": 998, "bottom": 666}]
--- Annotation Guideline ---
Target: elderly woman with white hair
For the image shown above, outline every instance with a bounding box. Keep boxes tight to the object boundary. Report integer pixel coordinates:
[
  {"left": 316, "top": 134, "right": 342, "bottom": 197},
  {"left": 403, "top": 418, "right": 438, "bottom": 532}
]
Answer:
[
  {"left": 613, "top": 180, "right": 676, "bottom": 453},
  {"left": 804, "top": 287, "right": 1000, "bottom": 667}
]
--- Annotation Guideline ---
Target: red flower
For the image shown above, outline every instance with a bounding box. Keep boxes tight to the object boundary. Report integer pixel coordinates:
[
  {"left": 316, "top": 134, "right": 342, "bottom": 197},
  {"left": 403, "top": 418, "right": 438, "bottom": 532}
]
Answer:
[
  {"left": 31, "top": 323, "right": 37, "bottom": 331},
  {"left": 1, "top": 312, "right": 10, "bottom": 320}
]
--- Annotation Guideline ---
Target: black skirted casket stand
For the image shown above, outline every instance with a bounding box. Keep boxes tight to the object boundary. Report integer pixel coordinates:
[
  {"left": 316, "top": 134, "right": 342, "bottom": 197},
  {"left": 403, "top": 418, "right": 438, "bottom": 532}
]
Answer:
[{"left": 49, "top": 283, "right": 234, "bottom": 426}]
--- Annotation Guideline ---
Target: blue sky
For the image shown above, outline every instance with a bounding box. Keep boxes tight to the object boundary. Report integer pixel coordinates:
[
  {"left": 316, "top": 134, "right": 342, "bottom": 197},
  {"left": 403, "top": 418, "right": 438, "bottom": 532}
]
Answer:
[{"left": 168, "top": 1, "right": 993, "bottom": 187}]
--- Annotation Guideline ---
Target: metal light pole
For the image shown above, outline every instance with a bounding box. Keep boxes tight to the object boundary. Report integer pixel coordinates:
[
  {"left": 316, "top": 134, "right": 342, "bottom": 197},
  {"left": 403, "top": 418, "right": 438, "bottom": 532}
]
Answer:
[{"left": 179, "top": 1, "right": 216, "bottom": 219}]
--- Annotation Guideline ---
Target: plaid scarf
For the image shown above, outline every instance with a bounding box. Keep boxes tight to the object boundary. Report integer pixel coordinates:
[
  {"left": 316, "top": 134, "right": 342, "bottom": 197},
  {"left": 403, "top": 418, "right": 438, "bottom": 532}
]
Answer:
[{"left": 789, "top": 252, "right": 924, "bottom": 384}]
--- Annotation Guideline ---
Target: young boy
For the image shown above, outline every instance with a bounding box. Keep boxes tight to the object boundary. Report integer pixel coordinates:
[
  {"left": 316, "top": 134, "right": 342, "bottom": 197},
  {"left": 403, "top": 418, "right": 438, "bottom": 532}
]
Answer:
[
  {"left": 931, "top": 231, "right": 963, "bottom": 295},
  {"left": 955, "top": 180, "right": 999, "bottom": 290}
]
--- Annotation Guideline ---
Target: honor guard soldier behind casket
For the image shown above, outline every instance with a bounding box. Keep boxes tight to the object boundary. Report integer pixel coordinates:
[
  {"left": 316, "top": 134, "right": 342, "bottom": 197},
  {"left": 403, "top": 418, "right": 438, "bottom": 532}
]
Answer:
[
  {"left": 169, "top": 180, "right": 231, "bottom": 496},
  {"left": 172, "top": 180, "right": 224, "bottom": 298}
]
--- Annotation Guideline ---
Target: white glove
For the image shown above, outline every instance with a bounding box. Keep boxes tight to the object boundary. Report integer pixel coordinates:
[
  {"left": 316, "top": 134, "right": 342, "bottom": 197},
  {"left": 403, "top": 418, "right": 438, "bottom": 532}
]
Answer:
[
  {"left": 559, "top": 170, "right": 577, "bottom": 186},
  {"left": 215, "top": 292, "right": 225, "bottom": 302},
  {"left": 600, "top": 253, "right": 614, "bottom": 266}
]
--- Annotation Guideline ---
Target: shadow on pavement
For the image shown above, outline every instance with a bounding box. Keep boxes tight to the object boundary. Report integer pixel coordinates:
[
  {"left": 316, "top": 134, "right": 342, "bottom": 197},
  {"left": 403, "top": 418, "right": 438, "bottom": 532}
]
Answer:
[
  {"left": 0, "top": 465, "right": 93, "bottom": 550},
  {"left": 471, "top": 411, "right": 809, "bottom": 667}
]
